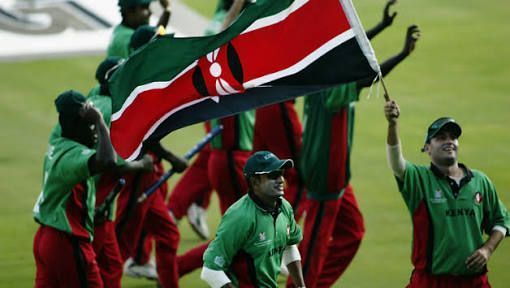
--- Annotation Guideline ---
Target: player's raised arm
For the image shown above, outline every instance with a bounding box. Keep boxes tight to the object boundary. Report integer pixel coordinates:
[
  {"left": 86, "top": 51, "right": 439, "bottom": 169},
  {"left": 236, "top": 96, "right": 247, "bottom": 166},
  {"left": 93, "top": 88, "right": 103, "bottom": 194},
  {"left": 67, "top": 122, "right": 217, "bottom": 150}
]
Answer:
[{"left": 384, "top": 100, "right": 405, "bottom": 179}]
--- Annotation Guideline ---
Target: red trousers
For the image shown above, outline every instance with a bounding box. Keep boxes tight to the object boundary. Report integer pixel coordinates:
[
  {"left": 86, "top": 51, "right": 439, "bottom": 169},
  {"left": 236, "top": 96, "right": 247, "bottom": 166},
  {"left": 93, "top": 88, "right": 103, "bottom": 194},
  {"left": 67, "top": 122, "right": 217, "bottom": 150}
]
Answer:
[
  {"left": 167, "top": 148, "right": 213, "bottom": 219},
  {"left": 407, "top": 269, "right": 491, "bottom": 288},
  {"left": 34, "top": 225, "right": 103, "bottom": 288},
  {"left": 93, "top": 221, "right": 123, "bottom": 288},
  {"left": 116, "top": 175, "right": 180, "bottom": 288},
  {"left": 292, "top": 185, "right": 365, "bottom": 288}
]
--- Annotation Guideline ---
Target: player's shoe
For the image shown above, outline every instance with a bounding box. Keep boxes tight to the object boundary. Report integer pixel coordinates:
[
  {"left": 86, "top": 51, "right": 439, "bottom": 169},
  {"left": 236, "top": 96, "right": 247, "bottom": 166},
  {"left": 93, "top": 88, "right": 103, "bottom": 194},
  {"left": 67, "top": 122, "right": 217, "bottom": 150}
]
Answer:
[
  {"left": 123, "top": 257, "right": 158, "bottom": 280},
  {"left": 187, "top": 203, "right": 210, "bottom": 240}
]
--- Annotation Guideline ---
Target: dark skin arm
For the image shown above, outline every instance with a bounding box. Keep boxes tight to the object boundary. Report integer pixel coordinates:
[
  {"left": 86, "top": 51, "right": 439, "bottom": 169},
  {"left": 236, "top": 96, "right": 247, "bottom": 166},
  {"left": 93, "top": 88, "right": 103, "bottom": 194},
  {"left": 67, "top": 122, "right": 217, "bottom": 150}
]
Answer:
[
  {"left": 221, "top": 0, "right": 251, "bottom": 31},
  {"left": 81, "top": 103, "right": 116, "bottom": 174},
  {"left": 366, "top": 0, "right": 397, "bottom": 40},
  {"left": 287, "top": 260, "right": 306, "bottom": 287},
  {"left": 145, "top": 141, "right": 188, "bottom": 173},
  {"left": 113, "top": 154, "right": 154, "bottom": 174},
  {"left": 157, "top": 0, "right": 171, "bottom": 28},
  {"left": 357, "top": 25, "right": 420, "bottom": 89}
]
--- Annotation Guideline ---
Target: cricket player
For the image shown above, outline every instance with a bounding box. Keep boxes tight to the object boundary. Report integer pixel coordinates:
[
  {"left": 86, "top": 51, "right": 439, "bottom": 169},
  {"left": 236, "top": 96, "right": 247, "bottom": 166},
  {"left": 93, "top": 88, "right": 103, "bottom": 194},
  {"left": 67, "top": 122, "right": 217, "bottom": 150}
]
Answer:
[
  {"left": 33, "top": 90, "right": 117, "bottom": 287},
  {"left": 107, "top": 0, "right": 170, "bottom": 58},
  {"left": 201, "top": 151, "right": 305, "bottom": 288},
  {"left": 385, "top": 100, "right": 510, "bottom": 287}
]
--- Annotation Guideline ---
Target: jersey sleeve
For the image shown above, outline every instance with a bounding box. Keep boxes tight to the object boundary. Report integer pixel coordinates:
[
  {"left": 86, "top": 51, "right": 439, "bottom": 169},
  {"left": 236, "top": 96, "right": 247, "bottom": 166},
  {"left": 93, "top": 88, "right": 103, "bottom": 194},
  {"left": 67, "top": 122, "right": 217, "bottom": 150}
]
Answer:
[
  {"left": 480, "top": 174, "right": 510, "bottom": 236},
  {"left": 396, "top": 161, "right": 425, "bottom": 213},
  {"left": 324, "top": 82, "right": 359, "bottom": 112},
  {"left": 287, "top": 208, "right": 302, "bottom": 246},
  {"left": 203, "top": 210, "right": 252, "bottom": 271}
]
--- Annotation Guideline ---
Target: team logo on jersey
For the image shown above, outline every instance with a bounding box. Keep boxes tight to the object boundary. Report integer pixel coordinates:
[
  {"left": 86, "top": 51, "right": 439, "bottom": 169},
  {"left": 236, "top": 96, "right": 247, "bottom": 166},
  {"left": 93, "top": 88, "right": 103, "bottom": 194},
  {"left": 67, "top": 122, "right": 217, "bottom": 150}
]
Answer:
[
  {"left": 431, "top": 189, "right": 447, "bottom": 203},
  {"left": 474, "top": 192, "right": 483, "bottom": 204},
  {"left": 259, "top": 232, "right": 266, "bottom": 241},
  {"left": 254, "top": 231, "right": 271, "bottom": 247}
]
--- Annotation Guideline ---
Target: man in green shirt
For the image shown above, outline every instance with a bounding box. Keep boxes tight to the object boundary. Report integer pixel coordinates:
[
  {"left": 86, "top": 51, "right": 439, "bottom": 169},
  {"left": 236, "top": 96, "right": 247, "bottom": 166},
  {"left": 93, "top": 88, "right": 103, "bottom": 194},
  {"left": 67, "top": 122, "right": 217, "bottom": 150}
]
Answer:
[
  {"left": 107, "top": 0, "right": 171, "bottom": 58},
  {"left": 385, "top": 100, "right": 509, "bottom": 287},
  {"left": 33, "top": 90, "right": 117, "bottom": 287},
  {"left": 201, "top": 151, "right": 305, "bottom": 288}
]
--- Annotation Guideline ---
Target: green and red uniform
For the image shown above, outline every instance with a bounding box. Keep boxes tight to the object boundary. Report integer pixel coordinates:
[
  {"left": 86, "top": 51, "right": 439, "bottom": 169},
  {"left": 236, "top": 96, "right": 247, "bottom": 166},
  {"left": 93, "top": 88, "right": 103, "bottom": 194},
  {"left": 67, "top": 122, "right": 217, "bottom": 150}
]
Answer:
[
  {"left": 296, "top": 82, "right": 365, "bottom": 288},
  {"left": 107, "top": 24, "right": 134, "bottom": 58},
  {"left": 253, "top": 100, "right": 305, "bottom": 218},
  {"left": 88, "top": 92, "right": 125, "bottom": 288},
  {"left": 33, "top": 136, "right": 103, "bottom": 287},
  {"left": 398, "top": 162, "right": 510, "bottom": 287},
  {"left": 46, "top": 91, "right": 124, "bottom": 288},
  {"left": 203, "top": 194, "right": 302, "bottom": 287}
]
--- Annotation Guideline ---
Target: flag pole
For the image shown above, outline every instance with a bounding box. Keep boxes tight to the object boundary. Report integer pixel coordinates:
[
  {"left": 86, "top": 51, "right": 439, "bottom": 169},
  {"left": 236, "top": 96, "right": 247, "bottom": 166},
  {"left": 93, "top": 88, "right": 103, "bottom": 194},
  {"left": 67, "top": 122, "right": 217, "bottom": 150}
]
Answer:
[{"left": 380, "top": 76, "right": 391, "bottom": 101}]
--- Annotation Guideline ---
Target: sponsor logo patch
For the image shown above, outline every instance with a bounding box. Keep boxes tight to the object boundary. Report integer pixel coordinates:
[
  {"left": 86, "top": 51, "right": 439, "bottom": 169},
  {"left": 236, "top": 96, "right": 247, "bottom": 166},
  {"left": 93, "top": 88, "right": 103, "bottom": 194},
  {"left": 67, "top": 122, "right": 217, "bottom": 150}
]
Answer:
[
  {"left": 430, "top": 189, "right": 447, "bottom": 203},
  {"left": 214, "top": 256, "right": 225, "bottom": 268}
]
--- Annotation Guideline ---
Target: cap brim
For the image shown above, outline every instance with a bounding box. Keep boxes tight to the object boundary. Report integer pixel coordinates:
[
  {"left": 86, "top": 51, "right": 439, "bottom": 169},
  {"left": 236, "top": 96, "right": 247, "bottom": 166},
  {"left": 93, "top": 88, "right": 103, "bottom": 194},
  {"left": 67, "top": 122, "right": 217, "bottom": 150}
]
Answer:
[
  {"left": 433, "top": 121, "right": 462, "bottom": 139},
  {"left": 254, "top": 159, "right": 294, "bottom": 174}
]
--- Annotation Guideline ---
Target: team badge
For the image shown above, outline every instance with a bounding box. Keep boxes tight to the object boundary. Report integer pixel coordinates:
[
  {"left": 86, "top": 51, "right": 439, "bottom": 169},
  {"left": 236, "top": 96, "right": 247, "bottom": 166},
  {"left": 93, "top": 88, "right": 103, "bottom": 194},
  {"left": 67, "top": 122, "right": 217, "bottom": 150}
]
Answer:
[
  {"left": 474, "top": 192, "right": 483, "bottom": 204},
  {"left": 259, "top": 232, "right": 266, "bottom": 241}
]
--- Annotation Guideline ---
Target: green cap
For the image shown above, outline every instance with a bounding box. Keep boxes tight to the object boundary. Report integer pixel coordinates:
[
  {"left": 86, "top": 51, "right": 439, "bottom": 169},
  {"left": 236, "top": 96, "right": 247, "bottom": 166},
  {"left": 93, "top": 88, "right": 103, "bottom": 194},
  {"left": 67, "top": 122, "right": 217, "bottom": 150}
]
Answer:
[
  {"left": 424, "top": 117, "right": 462, "bottom": 144},
  {"left": 129, "top": 25, "right": 158, "bottom": 52},
  {"left": 95, "top": 56, "right": 123, "bottom": 84},
  {"left": 54, "top": 90, "right": 87, "bottom": 118},
  {"left": 118, "top": 0, "right": 154, "bottom": 8},
  {"left": 244, "top": 151, "right": 293, "bottom": 176}
]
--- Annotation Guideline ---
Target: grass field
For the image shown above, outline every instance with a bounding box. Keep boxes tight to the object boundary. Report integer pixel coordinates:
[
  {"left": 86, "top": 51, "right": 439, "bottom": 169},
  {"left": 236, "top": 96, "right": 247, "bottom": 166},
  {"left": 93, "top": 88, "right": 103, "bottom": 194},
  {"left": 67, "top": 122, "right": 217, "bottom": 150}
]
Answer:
[{"left": 1, "top": 0, "right": 509, "bottom": 287}]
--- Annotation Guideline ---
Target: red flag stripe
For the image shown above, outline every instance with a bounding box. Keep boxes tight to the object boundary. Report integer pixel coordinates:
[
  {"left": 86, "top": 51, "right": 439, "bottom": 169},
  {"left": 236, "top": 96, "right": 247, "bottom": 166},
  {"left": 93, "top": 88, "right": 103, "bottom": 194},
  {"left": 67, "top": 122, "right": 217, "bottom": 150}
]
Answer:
[{"left": 111, "top": 0, "right": 354, "bottom": 160}]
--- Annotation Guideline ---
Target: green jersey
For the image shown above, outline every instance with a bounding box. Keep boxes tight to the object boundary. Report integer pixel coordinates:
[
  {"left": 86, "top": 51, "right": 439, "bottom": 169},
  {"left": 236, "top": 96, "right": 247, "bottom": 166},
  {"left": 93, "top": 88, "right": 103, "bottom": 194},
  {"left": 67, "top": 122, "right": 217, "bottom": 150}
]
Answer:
[
  {"left": 210, "top": 111, "right": 255, "bottom": 151},
  {"left": 203, "top": 194, "right": 302, "bottom": 287},
  {"left": 107, "top": 24, "right": 134, "bottom": 58},
  {"left": 33, "top": 137, "right": 96, "bottom": 240},
  {"left": 398, "top": 161, "right": 510, "bottom": 275},
  {"left": 300, "top": 82, "right": 358, "bottom": 200}
]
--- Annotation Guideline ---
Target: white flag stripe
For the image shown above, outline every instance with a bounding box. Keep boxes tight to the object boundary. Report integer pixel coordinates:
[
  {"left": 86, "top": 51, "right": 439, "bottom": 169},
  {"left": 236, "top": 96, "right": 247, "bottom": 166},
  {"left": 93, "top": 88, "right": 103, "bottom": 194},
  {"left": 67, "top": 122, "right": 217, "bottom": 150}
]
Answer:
[
  {"left": 339, "top": 0, "right": 380, "bottom": 73},
  {"left": 111, "top": 60, "right": 198, "bottom": 122},
  {"left": 242, "top": 0, "right": 309, "bottom": 35},
  {"left": 124, "top": 95, "right": 218, "bottom": 161},
  {"left": 243, "top": 29, "right": 355, "bottom": 89}
]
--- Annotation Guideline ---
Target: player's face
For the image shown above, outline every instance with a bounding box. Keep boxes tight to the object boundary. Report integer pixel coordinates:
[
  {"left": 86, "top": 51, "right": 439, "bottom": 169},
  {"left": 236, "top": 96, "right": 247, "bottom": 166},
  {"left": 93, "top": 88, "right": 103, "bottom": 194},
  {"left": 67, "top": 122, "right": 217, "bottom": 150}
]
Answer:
[
  {"left": 254, "top": 170, "right": 285, "bottom": 198},
  {"left": 131, "top": 4, "right": 151, "bottom": 27},
  {"left": 425, "top": 130, "right": 458, "bottom": 166}
]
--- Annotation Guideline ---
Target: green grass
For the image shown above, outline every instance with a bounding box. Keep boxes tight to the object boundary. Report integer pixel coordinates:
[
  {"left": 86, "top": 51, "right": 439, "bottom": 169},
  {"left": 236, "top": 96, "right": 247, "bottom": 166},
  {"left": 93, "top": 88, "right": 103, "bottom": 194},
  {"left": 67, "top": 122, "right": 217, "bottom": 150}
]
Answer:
[{"left": 1, "top": 0, "right": 510, "bottom": 287}]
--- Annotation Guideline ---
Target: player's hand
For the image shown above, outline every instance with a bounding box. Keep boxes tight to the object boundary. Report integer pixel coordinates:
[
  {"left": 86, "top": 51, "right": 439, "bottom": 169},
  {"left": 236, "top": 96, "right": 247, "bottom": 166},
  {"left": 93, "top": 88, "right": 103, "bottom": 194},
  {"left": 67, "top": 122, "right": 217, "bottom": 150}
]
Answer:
[
  {"left": 140, "top": 154, "right": 154, "bottom": 172},
  {"left": 384, "top": 100, "right": 400, "bottom": 124},
  {"left": 170, "top": 156, "right": 188, "bottom": 173},
  {"left": 159, "top": 0, "right": 170, "bottom": 9},
  {"left": 466, "top": 247, "right": 491, "bottom": 272},
  {"left": 382, "top": 0, "right": 397, "bottom": 27},
  {"left": 79, "top": 102, "right": 102, "bottom": 123},
  {"left": 403, "top": 25, "right": 420, "bottom": 56}
]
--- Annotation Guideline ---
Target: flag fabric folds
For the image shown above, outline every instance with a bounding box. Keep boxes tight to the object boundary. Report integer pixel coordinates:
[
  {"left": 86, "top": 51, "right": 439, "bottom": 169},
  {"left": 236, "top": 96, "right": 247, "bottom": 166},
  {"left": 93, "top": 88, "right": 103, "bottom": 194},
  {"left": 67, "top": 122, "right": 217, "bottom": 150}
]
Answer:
[{"left": 109, "top": 0, "right": 380, "bottom": 161}]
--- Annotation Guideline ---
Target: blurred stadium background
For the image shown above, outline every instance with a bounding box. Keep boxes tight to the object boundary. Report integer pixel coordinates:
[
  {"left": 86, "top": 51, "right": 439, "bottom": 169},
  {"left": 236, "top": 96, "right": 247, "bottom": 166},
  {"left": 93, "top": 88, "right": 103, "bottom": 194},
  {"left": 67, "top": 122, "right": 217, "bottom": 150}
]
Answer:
[{"left": 0, "top": 0, "right": 509, "bottom": 287}]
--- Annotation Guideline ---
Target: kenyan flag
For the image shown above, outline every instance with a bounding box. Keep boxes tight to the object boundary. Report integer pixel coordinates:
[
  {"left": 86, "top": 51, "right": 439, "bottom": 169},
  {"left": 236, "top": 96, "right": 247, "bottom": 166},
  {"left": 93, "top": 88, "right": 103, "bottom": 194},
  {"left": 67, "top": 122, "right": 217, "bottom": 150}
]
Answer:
[{"left": 109, "top": 0, "right": 380, "bottom": 161}]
